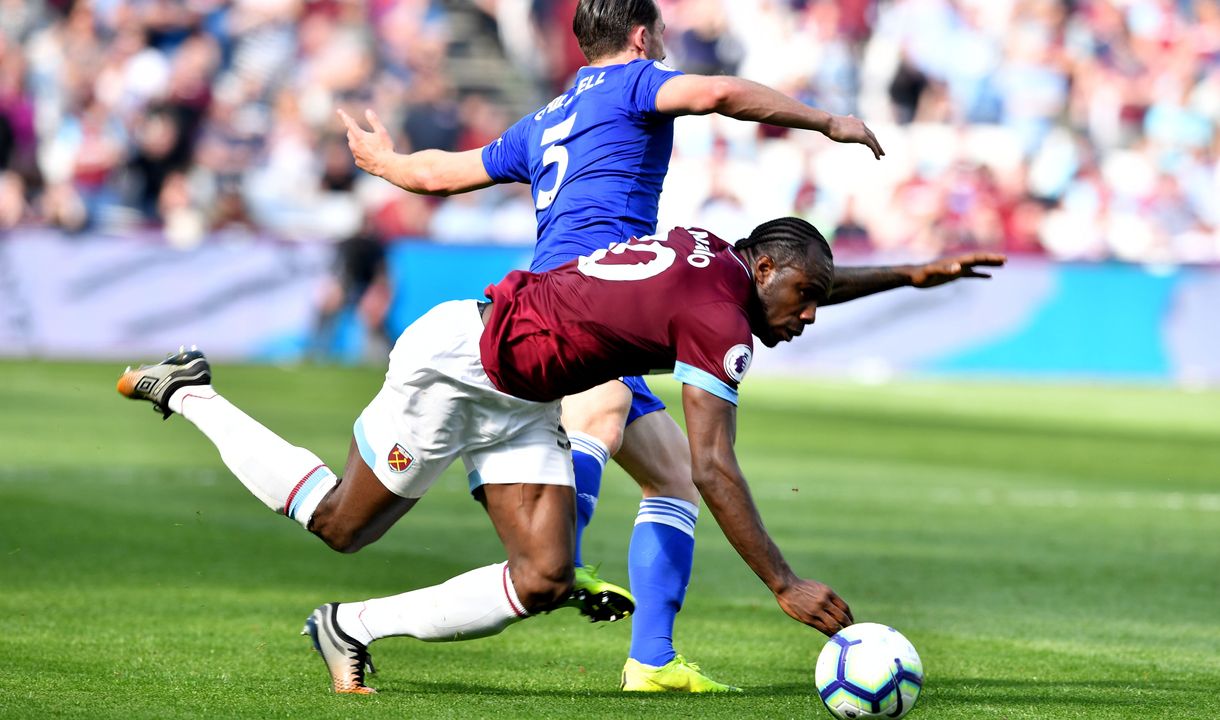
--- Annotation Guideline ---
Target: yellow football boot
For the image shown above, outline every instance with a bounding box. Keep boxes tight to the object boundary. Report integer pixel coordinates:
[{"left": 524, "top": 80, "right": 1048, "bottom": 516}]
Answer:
[
  {"left": 621, "top": 655, "right": 742, "bottom": 693},
  {"left": 565, "top": 564, "right": 634, "bottom": 622}
]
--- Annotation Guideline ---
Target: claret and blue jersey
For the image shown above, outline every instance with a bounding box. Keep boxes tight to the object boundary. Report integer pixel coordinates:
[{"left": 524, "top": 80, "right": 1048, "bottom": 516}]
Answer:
[
  {"left": 481, "top": 59, "right": 684, "bottom": 272},
  {"left": 479, "top": 227, "right": 755, "bottom": 408}
]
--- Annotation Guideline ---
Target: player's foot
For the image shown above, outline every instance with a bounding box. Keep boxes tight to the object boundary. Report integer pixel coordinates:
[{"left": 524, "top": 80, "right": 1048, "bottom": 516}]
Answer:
[
  {"left": 620, "top": 655, "right": 742, "bottom": 693},
  {"left": 564, "top": 564, "right": 634, "bottom": 623},
  {"left": 115, "top": 345, "right": 211, "bottom": 419},
  {"left": 302, "top": 603, "right": 377, "bottom": 694}
]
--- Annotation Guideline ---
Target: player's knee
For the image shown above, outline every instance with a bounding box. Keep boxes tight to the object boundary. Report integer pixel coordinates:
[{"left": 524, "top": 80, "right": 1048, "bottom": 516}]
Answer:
[
  {"left": 572, "top": 418, "right": 625, "bottom": 456},
  {"left": 315, "top": 526, "right": 365, "bottom": 554},
  {"left": 510, "top": 559, "right": 574, "bottom": 613},
  {"left": 648, "top": 466, "right": 698, "bottom": 499},
  {"left": 599, "top": 423, "right": 625, "bottom": 456},
  {"left": 564, "top": 393, "right": 631, "bottom": 456},
  {"left": 308, "top": 510, "right": 367, "bottom": 554},
  {"left": 624, "top": 452, "right": 699, "bottom": 502}
]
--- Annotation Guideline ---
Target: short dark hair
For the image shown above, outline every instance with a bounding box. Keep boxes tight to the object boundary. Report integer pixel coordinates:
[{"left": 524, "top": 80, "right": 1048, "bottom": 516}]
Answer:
[
  {"left": 572, "top": 0, "right": 660, "bottom": 62},
  {"left": 737, "top": 217, "right": 833, "bottom": 270}
]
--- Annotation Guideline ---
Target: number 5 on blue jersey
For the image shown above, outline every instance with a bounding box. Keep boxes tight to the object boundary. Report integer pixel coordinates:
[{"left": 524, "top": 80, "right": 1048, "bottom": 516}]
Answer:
[
  {"left": 537, "top": 114, "right": 578, "bottom": 210},
  {"left": 481, "top": 59, "right": 684, "bottom": 272}
]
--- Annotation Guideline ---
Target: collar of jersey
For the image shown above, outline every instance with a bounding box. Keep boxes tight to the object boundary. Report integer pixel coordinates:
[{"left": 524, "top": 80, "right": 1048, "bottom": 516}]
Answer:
[{"left": 727, "top": 246, "right": 752, "bottom": 280}]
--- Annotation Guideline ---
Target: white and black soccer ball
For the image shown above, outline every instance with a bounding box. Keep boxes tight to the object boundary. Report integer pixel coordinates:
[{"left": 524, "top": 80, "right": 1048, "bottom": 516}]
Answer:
[{"left": 814, "top": 623, "right": 924, "bottom": 719}]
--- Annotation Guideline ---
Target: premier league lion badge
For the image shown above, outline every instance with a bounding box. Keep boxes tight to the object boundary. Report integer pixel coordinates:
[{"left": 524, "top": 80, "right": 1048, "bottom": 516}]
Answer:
[{"left": 723, "top": 344, "right": 752, "bottom": 383}]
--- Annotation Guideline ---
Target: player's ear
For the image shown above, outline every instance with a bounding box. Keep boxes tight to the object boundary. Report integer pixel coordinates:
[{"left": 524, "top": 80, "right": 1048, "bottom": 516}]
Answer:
[
  {"left": 628, "top": 23, "right": 649, "bottom": 54},
  {"left": 754, "top": 254, "right": 777, "bottom": 284}
]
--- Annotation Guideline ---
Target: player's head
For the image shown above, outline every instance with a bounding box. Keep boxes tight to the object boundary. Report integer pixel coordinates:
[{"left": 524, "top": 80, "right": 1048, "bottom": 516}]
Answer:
[
  {"left": 573, "top": 0, "right": 666, "bottom": 64},
  {"left": 736, "top": 217, "right": 834, "bottom": 348}
]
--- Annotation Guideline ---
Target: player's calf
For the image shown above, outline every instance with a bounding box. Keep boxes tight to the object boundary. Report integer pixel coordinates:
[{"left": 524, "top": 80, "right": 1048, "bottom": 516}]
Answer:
[{"left": 480, "top": 483, "right": 579, "bottom": 612}]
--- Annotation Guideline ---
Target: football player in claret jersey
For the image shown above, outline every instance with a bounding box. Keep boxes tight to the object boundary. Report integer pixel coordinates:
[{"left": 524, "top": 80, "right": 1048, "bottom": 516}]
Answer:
[
  {"left": 117, "top": 217, "right": 1004, "bottom": 694},
  {"left": 338, "top": 0, "right": 890, "bottom": 691}
]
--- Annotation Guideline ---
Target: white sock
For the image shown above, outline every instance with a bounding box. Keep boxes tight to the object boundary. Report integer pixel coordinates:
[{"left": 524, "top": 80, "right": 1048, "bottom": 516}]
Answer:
[
  {"left": 169, "top": 385, "right": 338, "bottom": 528},
  {"left": 336, "top": 562, "right": 529, "bottom": 645}
]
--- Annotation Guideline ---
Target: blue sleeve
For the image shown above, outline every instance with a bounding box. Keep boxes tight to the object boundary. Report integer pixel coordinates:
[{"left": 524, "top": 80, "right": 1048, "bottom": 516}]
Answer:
[
  {"left": 675, "top": 362, "right": 738, "bottom": 405},
  {"left": 626, "top": 60, "right": 684, "bottom": 117},
  {"left": 481, "top": 111, "right": 533, "bottom": 184}
]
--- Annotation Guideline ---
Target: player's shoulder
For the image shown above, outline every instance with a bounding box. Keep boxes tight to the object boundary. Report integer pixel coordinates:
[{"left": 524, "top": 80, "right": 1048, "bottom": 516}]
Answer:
[
  {"left": 571, "top": 60, "right": 674, "bottom": 98},
  {"left": 659, "top": 225, "right": 723, "bottom": 245},
  {"left": 625, "top": 58, "right": 682, "bottom": 77},
  {"left": 684, "top": 226, "right": 735, "bottom": 250},
  {"left": 614, "top": 59, "right": 682, "bottom": 93},
  {"left": 662, "top": 226, "right": 749, "bottom": 274}
]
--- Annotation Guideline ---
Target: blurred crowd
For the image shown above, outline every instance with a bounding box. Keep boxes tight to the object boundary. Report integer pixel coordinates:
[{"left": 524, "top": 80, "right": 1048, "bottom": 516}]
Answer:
[
  {"left": 1, "top": 0, "right": 1218, "bottom": 263},
  {"left": 640, "top": 0, "right": 1220, "bottom": 263},
  {"left": 0, "top": 0, "right": 522, "bottom": 246}
]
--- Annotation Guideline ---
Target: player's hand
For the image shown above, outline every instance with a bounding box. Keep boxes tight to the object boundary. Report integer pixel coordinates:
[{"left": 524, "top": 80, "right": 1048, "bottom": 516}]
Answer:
[
  {"left": 775, "top": 578, "right": 854, "bottom": 637},
  {"left": 908, "top": 253, "right": 1008, "bottom": 288},
  {"left": 825, "top": 114, "right": 884, "bottom": 160},
  {"left": 338, "top": 108, "right": 395, "bottom": 178}
]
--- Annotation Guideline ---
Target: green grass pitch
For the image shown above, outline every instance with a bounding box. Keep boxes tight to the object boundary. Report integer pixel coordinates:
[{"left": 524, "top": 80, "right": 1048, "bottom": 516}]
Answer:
[{"left": 1, "top": 359, "right": 1218, "bottom": 719}]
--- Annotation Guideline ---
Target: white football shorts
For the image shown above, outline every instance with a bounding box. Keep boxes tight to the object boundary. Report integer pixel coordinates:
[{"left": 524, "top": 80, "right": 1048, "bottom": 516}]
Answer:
[{"left": 352, "top": 299, "right": 574, "bottom": 499}]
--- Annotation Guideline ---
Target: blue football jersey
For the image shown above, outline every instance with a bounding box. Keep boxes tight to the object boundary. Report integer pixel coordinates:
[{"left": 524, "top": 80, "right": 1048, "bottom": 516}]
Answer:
[{"left": 482, "top": 59, "right": 683, "bottom": 272}]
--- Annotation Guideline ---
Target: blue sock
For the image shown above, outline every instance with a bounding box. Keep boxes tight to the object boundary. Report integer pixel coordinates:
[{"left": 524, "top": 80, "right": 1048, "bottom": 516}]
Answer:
[
  {"left": 628, "top": 497, "right": 698, "bottom": 667},
  {"left": 568, "top": 433, "right": 608, "bottom": 567}
]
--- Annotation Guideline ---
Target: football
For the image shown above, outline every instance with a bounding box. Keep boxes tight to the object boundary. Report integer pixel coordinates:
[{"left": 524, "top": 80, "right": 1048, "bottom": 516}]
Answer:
[{"left": 814, "top": 623, "right": 924, "bottom": 719}]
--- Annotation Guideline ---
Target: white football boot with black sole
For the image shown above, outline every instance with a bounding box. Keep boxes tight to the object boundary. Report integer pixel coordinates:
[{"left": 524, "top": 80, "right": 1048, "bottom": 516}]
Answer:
[
  {"left": 302, "top": 603, "right": 377, "bottom": 694},
  {"left": 116, "top": 346, "right": 211, "bottom": 419}
]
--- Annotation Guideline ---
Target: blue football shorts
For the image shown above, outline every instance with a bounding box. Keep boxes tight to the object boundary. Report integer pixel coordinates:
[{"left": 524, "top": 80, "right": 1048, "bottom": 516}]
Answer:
[{"left": 619, "top": 375, "right": 666, "bottom": 426}]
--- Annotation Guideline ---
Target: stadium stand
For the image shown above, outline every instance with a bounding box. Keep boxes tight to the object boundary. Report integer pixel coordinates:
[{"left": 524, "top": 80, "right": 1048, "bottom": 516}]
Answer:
[{"left": 0, "top": 0, "right": 1216, "bottom": 263}]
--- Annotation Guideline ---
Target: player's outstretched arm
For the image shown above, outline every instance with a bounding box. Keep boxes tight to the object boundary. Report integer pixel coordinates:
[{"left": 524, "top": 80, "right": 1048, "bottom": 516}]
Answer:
[
  {"left": 654, "top": 75, "right": 884, "bottom": 159},
  {"left": 824, "top": 252, "right": 1008, "bottom": 306},
  {"left": 681, "top": 384, "right": 853, "bottom": 636},
  {"left": 338, "top": 108, "right": 496, "bottom": 196}
]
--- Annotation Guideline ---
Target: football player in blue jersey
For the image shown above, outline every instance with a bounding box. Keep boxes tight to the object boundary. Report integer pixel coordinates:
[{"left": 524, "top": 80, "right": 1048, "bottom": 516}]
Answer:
[{"left": 340, "top": 0, "right": 997, "bottom": 693}]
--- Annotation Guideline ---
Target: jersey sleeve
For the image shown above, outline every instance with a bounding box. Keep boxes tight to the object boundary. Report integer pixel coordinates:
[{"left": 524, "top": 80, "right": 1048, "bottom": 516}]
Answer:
[
  {"left": 481, "top": 111, "right": 533, "bottom": 184},
  {"left": 672, "top": 303, "right": 754, "bottom": 405},
  {"left": 626, "top": 59, "right": 685, "bottom": 117}
]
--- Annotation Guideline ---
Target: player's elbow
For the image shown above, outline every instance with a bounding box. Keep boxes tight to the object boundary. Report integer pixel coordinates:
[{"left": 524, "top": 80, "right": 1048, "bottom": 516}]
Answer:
[
  {"left": 411, "top": 168, "right": 455, "bottom": 196},
  {"left": 689, "top": 456, "right": 731, "bottom": 494},
  {"left": 400, "top": 152, "right": 459, "bottom": 196},
  {"left": 703, "top": 77, "right": 738, "bottom": 115}
]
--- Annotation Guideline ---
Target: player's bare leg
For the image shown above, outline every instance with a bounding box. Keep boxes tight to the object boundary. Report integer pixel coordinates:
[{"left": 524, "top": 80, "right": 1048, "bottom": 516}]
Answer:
[
  {"left": 559, "top": 381, "right": 637, "bottom": 621},
  {"left": 307, "top": 438, "right": 417, "bottom": 553},
  {"left": 562, "top": 381, "right": 633, "bottom": 454},
  {"left": 477, "top": 482, "right": 578, "bottom": 611},
  {"left": 615, "top": 410, "right": 738, "bottom": 692},
  {"left": 616, "top": 411, "right": 699, "bottom": 504}
]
